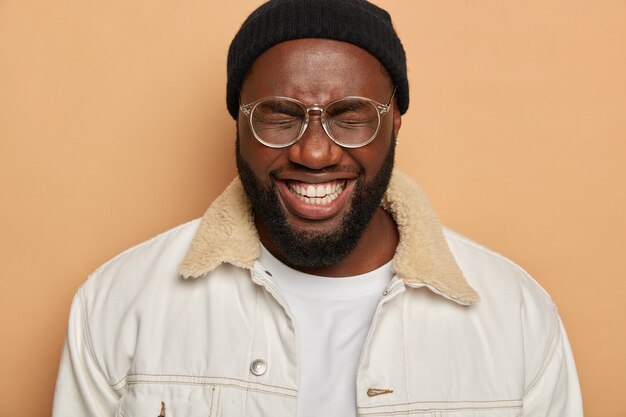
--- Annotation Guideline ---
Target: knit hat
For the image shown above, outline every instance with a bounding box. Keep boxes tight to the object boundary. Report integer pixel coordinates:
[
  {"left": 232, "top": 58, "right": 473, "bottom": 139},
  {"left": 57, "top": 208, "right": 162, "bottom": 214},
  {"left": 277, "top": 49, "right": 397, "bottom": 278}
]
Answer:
[{"left": 226, "top": 0, "right": 409, "bottom": 119}]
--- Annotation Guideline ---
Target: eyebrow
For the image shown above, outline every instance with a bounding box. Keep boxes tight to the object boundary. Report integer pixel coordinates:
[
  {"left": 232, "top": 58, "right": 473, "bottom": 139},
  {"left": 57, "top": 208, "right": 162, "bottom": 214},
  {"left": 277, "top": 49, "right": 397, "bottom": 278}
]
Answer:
[
  {"left": 327, "top": 100, "right": 368, "bottom": 114},
  {"left": 260, "top": 100, "right": 303, "bottom": 116}
]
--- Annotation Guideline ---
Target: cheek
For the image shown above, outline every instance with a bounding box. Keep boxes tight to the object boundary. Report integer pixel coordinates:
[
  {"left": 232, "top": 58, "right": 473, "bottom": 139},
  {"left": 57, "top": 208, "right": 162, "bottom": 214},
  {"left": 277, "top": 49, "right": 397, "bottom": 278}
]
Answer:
[
  {"left": 353, "top": 134, "right": 393, "bottom": 179},
  {"left": 238, "top": 120, "right": 286, "bottom": 177}
]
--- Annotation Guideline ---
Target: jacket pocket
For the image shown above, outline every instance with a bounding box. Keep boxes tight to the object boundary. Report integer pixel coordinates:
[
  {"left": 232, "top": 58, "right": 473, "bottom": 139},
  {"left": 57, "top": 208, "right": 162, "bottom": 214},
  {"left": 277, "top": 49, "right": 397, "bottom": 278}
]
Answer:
[
  {"left": 118, "top": 375, "right": 218, "bottom": 417},
  {"left": 118, "top": 373, "right": 297, "bottom": 417}
]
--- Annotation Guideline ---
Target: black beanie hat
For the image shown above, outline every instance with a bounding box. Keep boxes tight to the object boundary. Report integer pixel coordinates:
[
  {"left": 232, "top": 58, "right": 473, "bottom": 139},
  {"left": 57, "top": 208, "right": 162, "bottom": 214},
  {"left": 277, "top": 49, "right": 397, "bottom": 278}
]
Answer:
[{"left": 226, "top": 0, "right": 409, "bottom": 119}]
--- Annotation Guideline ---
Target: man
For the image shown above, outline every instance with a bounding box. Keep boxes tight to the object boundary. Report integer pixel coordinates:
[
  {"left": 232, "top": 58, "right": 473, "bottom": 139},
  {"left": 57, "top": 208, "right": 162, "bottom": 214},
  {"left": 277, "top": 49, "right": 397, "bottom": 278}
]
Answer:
[{"left": 53, "top": 0, "right": 583, "bottom": 416}]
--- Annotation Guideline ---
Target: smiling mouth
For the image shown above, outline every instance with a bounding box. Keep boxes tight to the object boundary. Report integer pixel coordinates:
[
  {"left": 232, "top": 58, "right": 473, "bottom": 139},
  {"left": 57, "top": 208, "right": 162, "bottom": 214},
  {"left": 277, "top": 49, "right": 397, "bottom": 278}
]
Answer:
[{"left": 287, "top": 180, "right": 346, "bottom": 205}]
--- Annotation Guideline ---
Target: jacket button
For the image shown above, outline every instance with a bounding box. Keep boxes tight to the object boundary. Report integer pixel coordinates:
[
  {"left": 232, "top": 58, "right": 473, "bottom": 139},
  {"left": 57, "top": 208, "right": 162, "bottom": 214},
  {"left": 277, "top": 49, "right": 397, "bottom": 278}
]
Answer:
[{"left": 250, "top": 359, "right": 267, "bottom": 376}]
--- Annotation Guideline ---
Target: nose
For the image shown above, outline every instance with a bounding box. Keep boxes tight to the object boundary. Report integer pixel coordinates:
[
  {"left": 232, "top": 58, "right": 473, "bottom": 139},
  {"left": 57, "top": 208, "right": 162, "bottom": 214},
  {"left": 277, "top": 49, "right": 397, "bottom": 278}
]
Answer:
[{"left": 287, "top": 115, "right": 342, "bottom": 170}]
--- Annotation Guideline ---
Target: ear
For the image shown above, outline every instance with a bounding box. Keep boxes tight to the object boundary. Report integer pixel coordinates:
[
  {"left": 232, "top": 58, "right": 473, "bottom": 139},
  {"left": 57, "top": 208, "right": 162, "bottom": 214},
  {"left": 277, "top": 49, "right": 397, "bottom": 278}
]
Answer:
[{"left": 392, "top": 106, "right": 402, "bottom": 139}]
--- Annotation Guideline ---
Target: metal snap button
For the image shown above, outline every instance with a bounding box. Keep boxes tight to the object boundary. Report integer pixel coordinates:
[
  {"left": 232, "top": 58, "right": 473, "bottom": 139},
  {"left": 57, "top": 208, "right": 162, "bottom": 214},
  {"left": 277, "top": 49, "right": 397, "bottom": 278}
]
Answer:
[{"left": 250, "top": 359, "right": 267, "bottom": 376}]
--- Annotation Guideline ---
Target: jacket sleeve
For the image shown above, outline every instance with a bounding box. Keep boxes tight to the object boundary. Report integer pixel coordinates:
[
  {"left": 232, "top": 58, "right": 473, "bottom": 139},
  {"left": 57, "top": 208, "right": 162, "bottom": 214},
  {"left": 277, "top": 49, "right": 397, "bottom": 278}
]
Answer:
[
  {"left": 523, "top": 316, "right": 583, "bottom": 416},
  {"left": 52, "top": 287, "right": 121, "bottom": 416}
]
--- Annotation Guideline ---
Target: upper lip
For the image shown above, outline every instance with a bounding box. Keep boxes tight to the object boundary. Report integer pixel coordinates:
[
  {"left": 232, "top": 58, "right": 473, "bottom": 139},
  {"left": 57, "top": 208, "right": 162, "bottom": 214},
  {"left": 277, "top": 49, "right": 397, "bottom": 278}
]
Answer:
[{"left": 273, "top": 171, "right": 358, "bottom": 184}]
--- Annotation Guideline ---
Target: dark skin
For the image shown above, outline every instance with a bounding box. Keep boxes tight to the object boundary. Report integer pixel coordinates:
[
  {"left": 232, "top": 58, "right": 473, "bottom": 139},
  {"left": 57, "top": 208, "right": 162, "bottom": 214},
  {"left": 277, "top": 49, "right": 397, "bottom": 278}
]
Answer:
[{"left": 238, "top": 39, "right": 402, "bottom": 277}]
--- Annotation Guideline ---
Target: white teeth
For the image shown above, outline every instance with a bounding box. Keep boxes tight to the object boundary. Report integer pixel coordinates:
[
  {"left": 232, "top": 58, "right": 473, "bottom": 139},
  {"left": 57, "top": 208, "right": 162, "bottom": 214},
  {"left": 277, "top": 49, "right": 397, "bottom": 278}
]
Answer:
[{"left": 288, "top": 181, "right": 346, "bottom": 205}]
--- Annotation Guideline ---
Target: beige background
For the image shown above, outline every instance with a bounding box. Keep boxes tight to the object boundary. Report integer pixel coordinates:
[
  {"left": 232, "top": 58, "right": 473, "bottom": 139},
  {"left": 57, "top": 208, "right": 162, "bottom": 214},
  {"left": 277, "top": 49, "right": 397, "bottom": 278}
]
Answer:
[{"left": 1, "top": 0, "right": 625, "bottom": 415}]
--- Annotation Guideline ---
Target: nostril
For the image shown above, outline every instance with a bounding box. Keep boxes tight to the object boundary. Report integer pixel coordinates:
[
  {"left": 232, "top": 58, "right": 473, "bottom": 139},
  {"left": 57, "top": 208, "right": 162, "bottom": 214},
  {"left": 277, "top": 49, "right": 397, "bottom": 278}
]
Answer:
[{"left": 288, "top": 132, "right": 342, "bottom": 170}]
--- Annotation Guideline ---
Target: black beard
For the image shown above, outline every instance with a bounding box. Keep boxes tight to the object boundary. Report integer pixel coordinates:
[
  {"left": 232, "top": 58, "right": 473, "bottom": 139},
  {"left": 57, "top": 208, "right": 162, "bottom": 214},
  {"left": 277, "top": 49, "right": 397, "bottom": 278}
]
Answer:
[{"left": 236, "top": 133, "right": 396, "bottom": 270}]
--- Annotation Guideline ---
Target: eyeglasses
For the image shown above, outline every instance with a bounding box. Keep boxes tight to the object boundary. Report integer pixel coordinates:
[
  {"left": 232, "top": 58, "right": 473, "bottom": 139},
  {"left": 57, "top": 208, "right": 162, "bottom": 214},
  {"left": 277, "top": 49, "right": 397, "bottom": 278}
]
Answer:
[{"left": 240, "top": 88, "right": 396, "bottom": 149}]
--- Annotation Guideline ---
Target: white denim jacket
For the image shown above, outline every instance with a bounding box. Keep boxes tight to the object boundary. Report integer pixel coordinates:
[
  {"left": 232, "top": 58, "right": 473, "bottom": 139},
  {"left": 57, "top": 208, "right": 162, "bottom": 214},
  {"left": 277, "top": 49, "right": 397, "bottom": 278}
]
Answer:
[{"left": 53, "top": 171, "right": 583, "bottom": 417}]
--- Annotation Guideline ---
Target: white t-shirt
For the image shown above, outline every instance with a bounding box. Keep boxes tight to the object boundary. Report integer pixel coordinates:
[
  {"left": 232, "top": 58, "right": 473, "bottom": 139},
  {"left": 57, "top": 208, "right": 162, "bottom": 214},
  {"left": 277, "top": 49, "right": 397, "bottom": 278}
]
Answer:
[{"left": 259, "top": 245, "right": 393, "bottom": 417}]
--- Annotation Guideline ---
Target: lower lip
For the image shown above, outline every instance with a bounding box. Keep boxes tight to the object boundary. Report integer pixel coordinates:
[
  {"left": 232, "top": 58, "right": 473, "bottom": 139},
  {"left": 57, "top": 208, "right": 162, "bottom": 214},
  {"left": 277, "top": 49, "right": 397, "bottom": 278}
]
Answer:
[{"left": 275, "top": 180, "right": 356, "bottom": 220}]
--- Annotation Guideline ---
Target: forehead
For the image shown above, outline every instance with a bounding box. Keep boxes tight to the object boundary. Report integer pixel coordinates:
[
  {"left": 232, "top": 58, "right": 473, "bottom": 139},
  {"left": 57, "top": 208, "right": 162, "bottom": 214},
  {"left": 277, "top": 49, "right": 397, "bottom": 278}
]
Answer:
[{"left": 240, "top": 38, "right": 393, "bottom": 104}]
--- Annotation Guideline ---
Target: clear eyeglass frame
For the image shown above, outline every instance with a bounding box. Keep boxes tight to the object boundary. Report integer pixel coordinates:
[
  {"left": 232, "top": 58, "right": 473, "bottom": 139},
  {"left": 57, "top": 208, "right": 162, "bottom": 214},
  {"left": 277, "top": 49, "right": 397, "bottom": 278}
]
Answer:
[{"left": 239, "top": 87, "right": 396, "bottom": 149}]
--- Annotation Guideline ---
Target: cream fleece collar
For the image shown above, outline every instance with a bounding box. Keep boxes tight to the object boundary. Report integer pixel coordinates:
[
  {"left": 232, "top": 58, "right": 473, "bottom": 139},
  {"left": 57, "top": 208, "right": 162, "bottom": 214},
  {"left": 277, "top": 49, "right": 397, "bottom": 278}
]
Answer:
[{"left": 179, "top": 170, "right": 479, "bottom": 305}]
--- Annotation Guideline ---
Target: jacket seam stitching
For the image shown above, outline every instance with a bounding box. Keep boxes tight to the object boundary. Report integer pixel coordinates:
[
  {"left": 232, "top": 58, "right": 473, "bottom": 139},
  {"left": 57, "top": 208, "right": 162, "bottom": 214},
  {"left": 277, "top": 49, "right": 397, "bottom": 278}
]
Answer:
[
  {"left": 359, "top": 404, "right": 523, "bottom": 415},
  {"left": 242, "top": 282, "right": 260, "bottom": 416},
  {"left": 112, "top": 381, "right": 127, "bottom": 392},
  {"left": 79, "top": 287, "right": 120, "bottom": 392},
  {"left": 79, "top": 287, "right": 97, "bottom": 369},
  {"left": 126, "top": 373, "right": 296, "bottom": 392},
  {"left": 207, "top": 386, "right": 216, "bottom": 417},
  {"left": 215, "top": 384, "right": 221, "bottom": 415},
  {"left": 125, "top": 380, "right": 297, "bottom": 398},
  {"left": 110, "top": 375, "right": 128, "bottom": 392},
  {"left": 523, "top": 313, "right": 561, "bottom": 396},
  {"left": 117, "top": 390, "right": 127, "bottom": 416},
  {"left": 358, "top": 398, "right": 523, "bottom": 409},
  {"left": 402, "top": 292, "right": 410, "bottom": 413}
]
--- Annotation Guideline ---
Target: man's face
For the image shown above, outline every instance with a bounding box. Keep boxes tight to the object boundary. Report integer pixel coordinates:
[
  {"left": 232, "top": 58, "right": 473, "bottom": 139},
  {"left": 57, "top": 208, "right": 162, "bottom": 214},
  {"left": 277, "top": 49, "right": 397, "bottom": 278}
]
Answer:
[{"left": 237, "top": 38, "right": 401, "bottom": 271}]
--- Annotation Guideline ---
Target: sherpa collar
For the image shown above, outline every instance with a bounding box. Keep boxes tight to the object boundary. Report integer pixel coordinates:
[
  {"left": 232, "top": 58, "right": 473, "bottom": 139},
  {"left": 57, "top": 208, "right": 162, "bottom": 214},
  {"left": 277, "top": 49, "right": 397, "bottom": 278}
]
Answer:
[{"left": 178, "top": 170, "right": 479, "bottom": 305}]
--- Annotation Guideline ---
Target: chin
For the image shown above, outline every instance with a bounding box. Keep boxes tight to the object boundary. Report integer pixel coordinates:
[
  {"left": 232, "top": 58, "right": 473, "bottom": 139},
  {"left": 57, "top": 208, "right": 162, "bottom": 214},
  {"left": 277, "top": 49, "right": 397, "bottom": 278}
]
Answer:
[{"left": 235, "top": 138, "right": 396, "bottom": 269}]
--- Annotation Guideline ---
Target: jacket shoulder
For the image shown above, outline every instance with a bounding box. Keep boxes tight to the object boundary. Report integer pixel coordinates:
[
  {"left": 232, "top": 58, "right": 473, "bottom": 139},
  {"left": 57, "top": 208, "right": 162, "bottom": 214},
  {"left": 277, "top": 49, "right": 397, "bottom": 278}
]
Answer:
[
  {"left": 84, "top": 219, "right": 201, "bottom": 290},
  {"left": 443, "top": 227, "right": 554, "bottom": 308}
]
